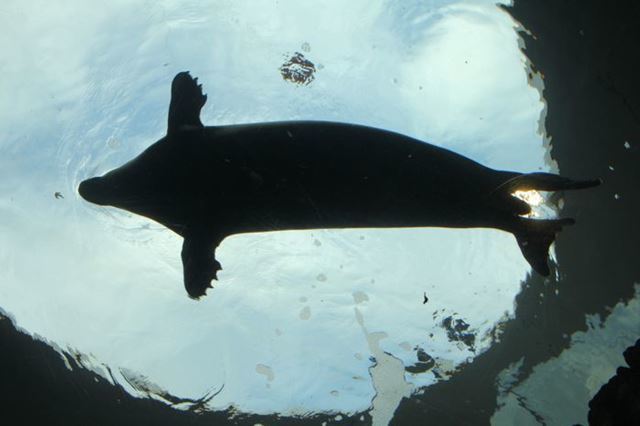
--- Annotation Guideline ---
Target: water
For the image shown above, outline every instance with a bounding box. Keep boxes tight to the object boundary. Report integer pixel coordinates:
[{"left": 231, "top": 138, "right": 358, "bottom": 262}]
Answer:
[{"left": 1, "top": 1, "right": 638, "bottom": 425}]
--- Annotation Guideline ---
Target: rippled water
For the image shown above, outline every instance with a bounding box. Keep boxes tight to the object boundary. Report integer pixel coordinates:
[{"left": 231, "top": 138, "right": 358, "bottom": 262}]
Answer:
[{"left": 2, "top": 1, "right": 635, "bottom": 424}]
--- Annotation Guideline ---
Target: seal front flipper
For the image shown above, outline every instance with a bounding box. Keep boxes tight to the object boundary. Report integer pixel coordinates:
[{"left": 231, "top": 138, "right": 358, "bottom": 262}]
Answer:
[
  {"left": 181, "top": 230, "right": 223, "bottom": 299},
  {"left": 168, "top": 71, "right": 207, "bottom": 134}
]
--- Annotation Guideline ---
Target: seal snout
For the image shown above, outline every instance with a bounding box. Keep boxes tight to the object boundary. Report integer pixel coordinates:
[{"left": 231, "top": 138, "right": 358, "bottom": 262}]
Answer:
[{"left": 78, "top": 177, "right": 108, "bottom": 205}]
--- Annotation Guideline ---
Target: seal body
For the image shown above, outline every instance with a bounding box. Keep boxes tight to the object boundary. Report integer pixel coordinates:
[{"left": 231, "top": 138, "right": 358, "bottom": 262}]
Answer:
[
  {"left": 79, "top": 72, "right": 600, "bottom": 298},
  {"left": 140, "top": 121, "right": 521, "bottom": 232}
]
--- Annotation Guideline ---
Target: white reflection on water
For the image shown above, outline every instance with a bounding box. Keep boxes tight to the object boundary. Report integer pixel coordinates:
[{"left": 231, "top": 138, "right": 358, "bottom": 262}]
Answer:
[{"left": 0, "top": 0, "right": 551, "bottom": 418}]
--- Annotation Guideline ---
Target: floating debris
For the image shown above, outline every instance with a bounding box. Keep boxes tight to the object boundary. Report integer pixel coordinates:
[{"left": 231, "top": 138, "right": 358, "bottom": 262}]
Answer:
[
  {"left": 441, "top": 316, "right": 476, "bottom": 352},
  {"left": 299, "top": 306, "right": 311, "bottom": 320},
  {"left": 404, "top": 347, "right": 435, "bottom": 374},
  {"left": 107, "top": 137, "right": 121, "bottom": 149},
  {"left": 279, "top": 52, "right": 316, "bottom": 85},
  {"left": 256, "top": 364, "right": 274, "bottom": 382},
  {"left": 353, "top": 291, "right": 369, "bottom": 304}
]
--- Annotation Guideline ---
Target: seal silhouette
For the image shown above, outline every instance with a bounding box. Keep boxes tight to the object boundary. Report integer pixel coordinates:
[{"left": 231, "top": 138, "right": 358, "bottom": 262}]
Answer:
[{"left": 79, "top": 72, "right": 600, "bottom": 299}]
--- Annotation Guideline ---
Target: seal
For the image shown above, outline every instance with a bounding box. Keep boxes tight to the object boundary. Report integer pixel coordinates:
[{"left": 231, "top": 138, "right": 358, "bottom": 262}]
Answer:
[{"left": 79, "top": 72, "right": 600, "bottom": 299}]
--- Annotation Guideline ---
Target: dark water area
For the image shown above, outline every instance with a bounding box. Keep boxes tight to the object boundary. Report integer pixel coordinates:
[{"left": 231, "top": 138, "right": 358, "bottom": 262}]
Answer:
[
  {"left": 393, "top": 1, "right": 640, "bottom": 424},
  {"left": 1, "top": 0, "right": 639, "bottom": 425}
]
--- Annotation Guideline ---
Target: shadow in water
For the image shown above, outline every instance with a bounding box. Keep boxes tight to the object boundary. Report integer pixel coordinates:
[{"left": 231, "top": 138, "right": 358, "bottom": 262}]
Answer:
[
  {"left": 589, "top": 338, "right": 640, "bottom": 425},
  {"left": 0, "top": 310, "right": 366, "bottom": 425}
]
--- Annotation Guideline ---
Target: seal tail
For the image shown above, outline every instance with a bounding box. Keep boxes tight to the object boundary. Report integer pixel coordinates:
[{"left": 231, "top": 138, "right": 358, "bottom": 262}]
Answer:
[
  {"left": 492, "top": 172, "right": 601, "bottom": 275},
  {"left": 490, "top": 172, "right": 601, "bottom": 219}
]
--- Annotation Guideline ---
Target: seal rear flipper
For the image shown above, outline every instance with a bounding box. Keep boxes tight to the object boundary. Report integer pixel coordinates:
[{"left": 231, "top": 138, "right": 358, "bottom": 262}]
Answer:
[
  {"left": 168, "top": 71, "right": 207, "bottom": 134},
  {"left": 514, "top": 217, "right": 575, "bottom": 276},
  {"left": 499, "top": 172, "right": 601, "bottom": 193},
  {"left": 181, "top": 232, "right": 222, "bottom": 299}
]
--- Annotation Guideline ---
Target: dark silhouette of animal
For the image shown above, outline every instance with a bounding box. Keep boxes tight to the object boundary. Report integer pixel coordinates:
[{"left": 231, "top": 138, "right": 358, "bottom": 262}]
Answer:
[{"left": 79, "top": 72, "right": 600, "bottom": 298}]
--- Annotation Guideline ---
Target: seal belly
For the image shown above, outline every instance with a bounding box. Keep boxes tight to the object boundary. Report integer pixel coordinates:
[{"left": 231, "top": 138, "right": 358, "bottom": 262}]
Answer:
[{"left": 196, "top": 121, "right": 503, "bottom": 233}]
